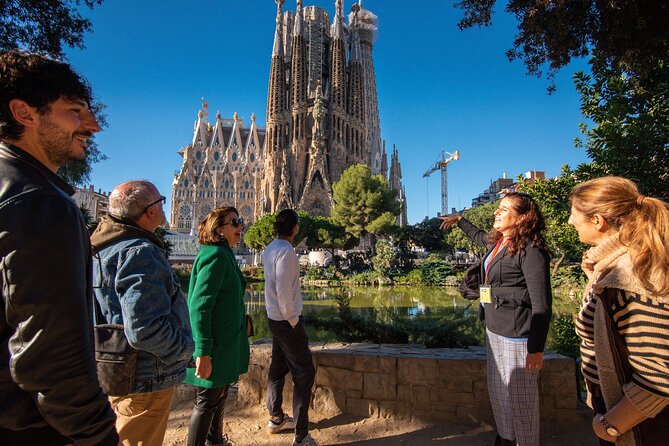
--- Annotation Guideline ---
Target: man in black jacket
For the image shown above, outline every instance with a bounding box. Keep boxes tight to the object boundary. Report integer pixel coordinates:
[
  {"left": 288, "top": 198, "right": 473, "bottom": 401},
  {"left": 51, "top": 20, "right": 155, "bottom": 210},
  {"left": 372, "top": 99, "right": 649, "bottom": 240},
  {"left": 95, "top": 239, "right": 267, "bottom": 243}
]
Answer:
[{"left": 0, "top": 51, "right": 119, "bottom": 445}]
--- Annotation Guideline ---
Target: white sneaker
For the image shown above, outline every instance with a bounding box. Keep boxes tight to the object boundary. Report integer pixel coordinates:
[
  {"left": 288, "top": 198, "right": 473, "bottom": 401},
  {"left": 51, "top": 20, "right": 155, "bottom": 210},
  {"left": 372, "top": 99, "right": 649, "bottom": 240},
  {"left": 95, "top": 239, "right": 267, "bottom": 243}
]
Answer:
[
  {"left": 266, "top": 414, "right": 295, "bottom": 434},
  {"left": 293, "top": 433, "right": 318, "bottom": 446}
]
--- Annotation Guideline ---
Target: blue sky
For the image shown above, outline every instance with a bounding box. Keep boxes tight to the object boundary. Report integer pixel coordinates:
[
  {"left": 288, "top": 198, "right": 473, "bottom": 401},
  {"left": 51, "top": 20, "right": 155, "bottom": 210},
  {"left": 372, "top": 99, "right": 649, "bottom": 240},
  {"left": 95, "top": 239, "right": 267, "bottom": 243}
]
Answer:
[{"left": 65, "top": 0, "right": 591, "bottom": 225}]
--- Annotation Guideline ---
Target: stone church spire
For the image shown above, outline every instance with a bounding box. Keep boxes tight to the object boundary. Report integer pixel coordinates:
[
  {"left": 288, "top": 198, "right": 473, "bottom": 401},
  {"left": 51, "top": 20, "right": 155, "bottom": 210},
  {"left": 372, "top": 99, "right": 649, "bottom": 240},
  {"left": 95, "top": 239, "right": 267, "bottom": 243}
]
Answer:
[
  {"left": 290, "top": 0, "right": 309, "bottom": 204},
  {"left": 264, "top": 0, "right": 290, "bottom": 213}
]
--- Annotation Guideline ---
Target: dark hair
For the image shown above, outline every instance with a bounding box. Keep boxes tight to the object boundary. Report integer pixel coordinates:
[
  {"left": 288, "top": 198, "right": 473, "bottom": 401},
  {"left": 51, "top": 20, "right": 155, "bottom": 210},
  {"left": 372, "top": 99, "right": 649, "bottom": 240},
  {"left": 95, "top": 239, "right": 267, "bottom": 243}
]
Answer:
[
  {"left": 490, "top": 192, "right": 548, "bottom": 256},
  {"left": 198, "top": 206, "right": 239, "bottom": 245},
  {"left": 274, "top": 209, "right": 299, "bottom": 236},
  {"left": 0, "top": 50, "right": 94, "bottom": 140}
]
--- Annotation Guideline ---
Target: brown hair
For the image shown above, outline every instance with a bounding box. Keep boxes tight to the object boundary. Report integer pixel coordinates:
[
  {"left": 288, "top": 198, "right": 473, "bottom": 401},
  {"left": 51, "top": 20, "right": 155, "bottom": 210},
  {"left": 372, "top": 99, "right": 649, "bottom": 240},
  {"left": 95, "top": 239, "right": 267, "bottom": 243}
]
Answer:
[
  {"left": 490, "top": 192, "right": 548, "bottom": 256},
  {"left": 571, "top": 176, "right": 669, "bottom": 295},
  {"left": 197, "top": 206, "right": 238, "bottom": 245},
  {"left": 0, "top": 50, "right": 94, "bottom": 140}
]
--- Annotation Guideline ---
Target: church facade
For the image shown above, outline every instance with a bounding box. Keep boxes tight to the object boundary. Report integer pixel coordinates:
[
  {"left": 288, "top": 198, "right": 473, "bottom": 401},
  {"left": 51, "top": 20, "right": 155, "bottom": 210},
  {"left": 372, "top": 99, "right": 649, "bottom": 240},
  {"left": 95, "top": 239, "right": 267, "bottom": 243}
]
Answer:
[{"left": 170, "top": 0, "right": 406, "bottom": 234}]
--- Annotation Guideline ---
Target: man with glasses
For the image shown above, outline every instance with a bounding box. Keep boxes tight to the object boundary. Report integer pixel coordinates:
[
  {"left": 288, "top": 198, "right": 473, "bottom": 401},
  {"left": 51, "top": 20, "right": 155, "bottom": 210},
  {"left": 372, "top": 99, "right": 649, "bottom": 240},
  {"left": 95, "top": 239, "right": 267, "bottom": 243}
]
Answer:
[
  {"left": 90, "top": 180, "right": 194, "bottom": 446},
  {"left": 262, "top": 209, "right": 317, "bottom": 446},
  {"left": 0, "top": 51, "right": 119, "bottom": 445}
]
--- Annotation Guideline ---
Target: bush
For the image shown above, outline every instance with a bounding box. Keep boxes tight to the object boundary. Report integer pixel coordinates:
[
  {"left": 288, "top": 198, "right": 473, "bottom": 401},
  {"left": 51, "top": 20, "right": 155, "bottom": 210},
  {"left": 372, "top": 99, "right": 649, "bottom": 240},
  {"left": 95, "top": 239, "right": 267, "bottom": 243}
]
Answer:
[
  {"left": 393, "top": 268, "right": 424, "bottom": 285},
  {"left": 173, "top": 266, "right": 192, "bottom": 292},
  {"left": 419, "top": 257, "right": 457, "bottom": 286},
  {"left": 242, "top": 265, "right": 264, "bottom": 282},
  {"left": 550, "top": 316, "right": 581, "bottom": 358}
]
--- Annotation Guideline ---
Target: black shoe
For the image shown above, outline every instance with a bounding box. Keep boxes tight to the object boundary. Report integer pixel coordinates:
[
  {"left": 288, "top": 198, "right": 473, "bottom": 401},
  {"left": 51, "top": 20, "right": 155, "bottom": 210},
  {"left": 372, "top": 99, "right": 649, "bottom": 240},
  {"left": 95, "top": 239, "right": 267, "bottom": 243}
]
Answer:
[{"left": 494, "top": 434, "right": 515, "bottom": 446}]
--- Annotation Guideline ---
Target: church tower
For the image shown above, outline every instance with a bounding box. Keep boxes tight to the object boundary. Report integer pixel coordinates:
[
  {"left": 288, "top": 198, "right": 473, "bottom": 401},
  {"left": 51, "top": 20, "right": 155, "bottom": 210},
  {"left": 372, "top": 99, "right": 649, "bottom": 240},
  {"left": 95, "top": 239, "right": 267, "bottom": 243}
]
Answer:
[
  {"left": 260, "top": 0, "right": 406, "bottom": 219},
  {"left": 389, "top": 144, "right": 408, "bottom": 226}
]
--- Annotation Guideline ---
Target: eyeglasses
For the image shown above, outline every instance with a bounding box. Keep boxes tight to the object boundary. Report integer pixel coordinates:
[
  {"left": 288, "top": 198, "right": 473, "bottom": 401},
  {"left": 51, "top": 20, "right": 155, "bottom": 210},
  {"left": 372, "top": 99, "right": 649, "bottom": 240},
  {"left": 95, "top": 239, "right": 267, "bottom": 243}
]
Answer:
[
  {"left": 222, "top": 217, "right": 245, "bottom": 228},
  {"left": 143, "top": 196, "right": 166, "bottom": 214}
]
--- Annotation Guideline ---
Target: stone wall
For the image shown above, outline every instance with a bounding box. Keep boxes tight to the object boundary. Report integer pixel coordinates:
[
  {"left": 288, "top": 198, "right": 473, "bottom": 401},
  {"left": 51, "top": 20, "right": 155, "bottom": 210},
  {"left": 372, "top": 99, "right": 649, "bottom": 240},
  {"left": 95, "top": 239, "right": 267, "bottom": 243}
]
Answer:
[{"left": 234, "top": 341, "right": 579, "bottom": 426}]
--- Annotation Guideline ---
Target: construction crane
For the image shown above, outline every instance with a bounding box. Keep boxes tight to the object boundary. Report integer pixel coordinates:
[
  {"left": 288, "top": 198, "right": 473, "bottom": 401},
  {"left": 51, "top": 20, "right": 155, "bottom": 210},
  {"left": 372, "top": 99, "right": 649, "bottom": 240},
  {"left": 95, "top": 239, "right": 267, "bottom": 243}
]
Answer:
[{"left": 423, "top": 150, "right": 460, "bottom": 216}]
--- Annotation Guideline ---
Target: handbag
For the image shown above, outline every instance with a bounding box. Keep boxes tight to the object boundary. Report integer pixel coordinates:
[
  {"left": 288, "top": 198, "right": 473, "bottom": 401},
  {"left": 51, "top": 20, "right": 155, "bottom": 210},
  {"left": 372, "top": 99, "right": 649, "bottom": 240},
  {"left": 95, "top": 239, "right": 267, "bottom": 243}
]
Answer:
[
  {"left": 246, "top": 314, "right": 254, "bottom": 338},
  {"left": 94, "top": 298, "right": 137, "bottom": 396},
  {"left": 459, "top": 261, "right": 482, "bottom": 300}
]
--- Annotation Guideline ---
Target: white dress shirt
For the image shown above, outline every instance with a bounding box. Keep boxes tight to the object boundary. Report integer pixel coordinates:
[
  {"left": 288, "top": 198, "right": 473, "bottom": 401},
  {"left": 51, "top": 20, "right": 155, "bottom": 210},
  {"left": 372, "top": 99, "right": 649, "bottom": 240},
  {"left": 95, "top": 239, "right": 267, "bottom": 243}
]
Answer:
[{"left": 262, "top": 238, "right": 303, "bottom": 327}]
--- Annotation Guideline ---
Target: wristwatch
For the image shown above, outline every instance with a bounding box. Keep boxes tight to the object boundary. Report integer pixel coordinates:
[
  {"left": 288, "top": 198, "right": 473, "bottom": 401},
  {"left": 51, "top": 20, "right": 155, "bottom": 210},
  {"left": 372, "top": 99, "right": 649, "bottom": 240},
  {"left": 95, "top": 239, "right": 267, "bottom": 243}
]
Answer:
[{"left": 599, "top": 415, "right": 621, "bottom": 438}]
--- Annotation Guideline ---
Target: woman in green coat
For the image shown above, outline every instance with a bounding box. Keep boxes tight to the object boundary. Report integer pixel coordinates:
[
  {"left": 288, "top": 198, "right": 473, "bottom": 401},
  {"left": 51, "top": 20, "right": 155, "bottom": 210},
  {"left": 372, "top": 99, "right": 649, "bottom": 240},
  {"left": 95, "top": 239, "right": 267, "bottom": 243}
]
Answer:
[{"left": 184, "top": 206, "right": 250, "bottom": 446}]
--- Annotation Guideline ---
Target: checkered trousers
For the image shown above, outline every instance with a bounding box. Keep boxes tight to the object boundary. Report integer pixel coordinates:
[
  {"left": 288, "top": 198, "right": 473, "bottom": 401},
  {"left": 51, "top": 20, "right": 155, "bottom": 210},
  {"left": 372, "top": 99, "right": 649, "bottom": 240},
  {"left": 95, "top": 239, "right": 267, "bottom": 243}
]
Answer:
[{"left": 486, "top": 328, "right": 540, "bottom": 446}]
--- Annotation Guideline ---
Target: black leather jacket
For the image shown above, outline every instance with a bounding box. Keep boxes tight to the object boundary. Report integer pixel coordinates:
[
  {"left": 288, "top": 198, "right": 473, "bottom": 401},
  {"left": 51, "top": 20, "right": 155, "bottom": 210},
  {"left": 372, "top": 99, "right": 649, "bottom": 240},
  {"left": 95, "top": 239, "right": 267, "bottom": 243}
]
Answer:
[{"left": 0, "top": 143, "right": 118, "bottom": 445}]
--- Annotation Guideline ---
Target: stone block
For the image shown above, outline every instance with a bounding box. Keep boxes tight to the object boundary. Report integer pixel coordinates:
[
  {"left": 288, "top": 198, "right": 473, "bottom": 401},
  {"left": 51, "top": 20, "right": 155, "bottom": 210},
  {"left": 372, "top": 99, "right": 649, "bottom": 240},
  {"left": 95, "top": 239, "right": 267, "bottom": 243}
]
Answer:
[
  {"left": 379, "top": 356, "right": 397, "bottom": 373},
  {"left": 346, "top": 398, "right": 379, "bottom": 418},
  {"left": 411, "top": 385, "right": 432, "bottom": 410},
  {"left": 236, "top": 378, "right": 263, "bottom": 407},
  {"left": 316, "top": 351, "right": 355, "bottom": 369},
  {"left": 438, "top": 388, "right": 475, "bottom": 407},
  {"left": 397, "top": 383, "right": 411, "bottom": 402},
  {"left": 444, "top": 375, "right": 474, "bottom": 393},
  {"left": 473, "top": 379, "right": 491, "bottom": 406},
  {"left": 316, "top": 366, "right": 363, "bottom": 391},
  {"left": 398, "top": 357, "right": 438, "bottom": 384},
  {"left": 345, "top": 389, "right": 362, "bottom": 399},
  {"left": 456, "top": 406, "right": 495, "bottom": 426},
  {"left": 439, "top": 358, "right": 485, "bottom": 378},
  {"left": 412, "top": 409, "right": 458, "bottom": 423},
  {"left": 312, "top": 386, "right": 345, "bottom": 417},
  {"left": 556, "top": 394, "right": 577, "bottom": 410},
  {"left": 363, "top": 372, "right": 397, "bottom": 400},
  {"left": 353, "top": 354, "right": 380, "bottom": 372},
  {"left": 379, "top": 400, "right": 411, "bottom": 420}
]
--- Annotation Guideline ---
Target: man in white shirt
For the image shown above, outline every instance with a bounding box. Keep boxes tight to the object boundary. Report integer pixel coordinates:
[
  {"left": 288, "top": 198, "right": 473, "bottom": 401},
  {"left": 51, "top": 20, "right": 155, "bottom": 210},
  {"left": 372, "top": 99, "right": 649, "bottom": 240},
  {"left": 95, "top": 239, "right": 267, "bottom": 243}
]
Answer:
[{"left": 262, "top": 209, "right": 317, "bottom": 446}]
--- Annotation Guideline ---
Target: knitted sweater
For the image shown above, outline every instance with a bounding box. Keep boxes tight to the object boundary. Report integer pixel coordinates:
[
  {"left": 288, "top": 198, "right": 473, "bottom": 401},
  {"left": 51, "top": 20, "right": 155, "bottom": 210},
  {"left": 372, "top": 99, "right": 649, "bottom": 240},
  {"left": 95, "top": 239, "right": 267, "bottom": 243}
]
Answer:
[{"left": 575, "top": 235, "right": 669, "bottom": 425}]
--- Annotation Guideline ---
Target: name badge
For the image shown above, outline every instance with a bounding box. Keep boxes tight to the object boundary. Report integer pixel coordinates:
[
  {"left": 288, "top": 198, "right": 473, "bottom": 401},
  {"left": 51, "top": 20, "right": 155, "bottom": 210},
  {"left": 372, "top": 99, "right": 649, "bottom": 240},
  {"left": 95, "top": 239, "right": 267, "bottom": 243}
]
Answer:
[{"left": 480, "top": 285, "right": 492, "bottom": 303}]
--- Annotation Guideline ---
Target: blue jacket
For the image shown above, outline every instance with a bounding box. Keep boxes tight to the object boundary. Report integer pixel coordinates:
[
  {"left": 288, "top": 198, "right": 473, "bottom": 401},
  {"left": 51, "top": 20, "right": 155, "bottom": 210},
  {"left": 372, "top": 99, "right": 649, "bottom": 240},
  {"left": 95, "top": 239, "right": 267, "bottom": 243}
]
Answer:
[{"left": 91, "top": 215, "right": 194, "bottom": 393}]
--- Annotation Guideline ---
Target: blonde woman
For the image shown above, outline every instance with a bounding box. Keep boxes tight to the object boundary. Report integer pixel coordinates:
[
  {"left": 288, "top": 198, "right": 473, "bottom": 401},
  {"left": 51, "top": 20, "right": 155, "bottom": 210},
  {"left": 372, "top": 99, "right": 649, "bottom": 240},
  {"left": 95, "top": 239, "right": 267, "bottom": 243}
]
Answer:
[{"left": 570, "top": 177, "right": 669, "bottom": 445}]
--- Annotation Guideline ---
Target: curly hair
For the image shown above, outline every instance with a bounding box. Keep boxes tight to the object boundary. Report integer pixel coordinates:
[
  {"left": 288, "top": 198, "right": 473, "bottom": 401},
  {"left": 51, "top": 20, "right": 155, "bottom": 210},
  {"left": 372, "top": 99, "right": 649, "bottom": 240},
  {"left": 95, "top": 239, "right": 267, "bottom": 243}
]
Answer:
[
  {"left": 0, "top": 50, "right": 94, "bottom": 140},
  {"left": 571, "top": 176, "right": 669, "bottom": 296},
  {"left": 489, "top": 192, "right": 548, "bottom": 256}
]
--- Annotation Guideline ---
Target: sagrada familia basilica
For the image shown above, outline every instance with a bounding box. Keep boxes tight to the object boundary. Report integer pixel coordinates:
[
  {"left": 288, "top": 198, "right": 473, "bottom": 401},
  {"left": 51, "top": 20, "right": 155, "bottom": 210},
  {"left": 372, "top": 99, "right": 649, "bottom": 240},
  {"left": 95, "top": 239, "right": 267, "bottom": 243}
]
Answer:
[{"left": 170, "top": 0, "right": 407, "bottom": 234}]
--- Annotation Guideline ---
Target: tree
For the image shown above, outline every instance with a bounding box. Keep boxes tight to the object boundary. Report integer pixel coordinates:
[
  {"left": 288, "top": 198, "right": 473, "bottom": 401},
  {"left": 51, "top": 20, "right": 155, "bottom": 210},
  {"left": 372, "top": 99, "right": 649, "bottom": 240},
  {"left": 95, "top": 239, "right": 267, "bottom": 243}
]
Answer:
[
  {"left": 331, "top": 164, "right": 400, "bottom": 239},
  {"left": 1, "top": 1, "right": 109, "bottom": 186},
  {"left": 444, "top": 201, "right": 497, "bottom": 257},
  {"left": 516, "top": 167, "right": 588, "bottom": 273},
  {"left": 455, "top": 1, "right": 669, "bottom": 88},
  {"left": 574, "top": 56, "right": 669, "bottom": 200},
  {"left": 410, "top": 217, "right": 447, "bottom": 252},
  {"left": 243, "top": 213, "right": 277, "bottom": 250},
  {"left": 372, "top": 239, "right": 396, "bottom": 277},
  {"left": 1, "top": 0, "right": 104, "bottom": 59}
]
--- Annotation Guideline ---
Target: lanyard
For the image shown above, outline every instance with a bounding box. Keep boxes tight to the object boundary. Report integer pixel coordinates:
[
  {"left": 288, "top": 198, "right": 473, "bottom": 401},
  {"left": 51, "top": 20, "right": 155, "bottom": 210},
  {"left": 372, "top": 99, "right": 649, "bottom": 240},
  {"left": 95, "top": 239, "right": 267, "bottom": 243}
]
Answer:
[{"left": 484, "top": 238, "right": 507, "bottom": 283}]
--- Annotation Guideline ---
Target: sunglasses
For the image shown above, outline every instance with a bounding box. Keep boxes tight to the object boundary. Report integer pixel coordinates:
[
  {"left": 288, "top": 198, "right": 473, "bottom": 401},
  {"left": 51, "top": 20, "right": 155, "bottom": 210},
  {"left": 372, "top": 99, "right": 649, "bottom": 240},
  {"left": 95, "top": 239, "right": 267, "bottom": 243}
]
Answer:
[
  {"left": 222, "top": 217, "right": 245, "bottom": 228},
  {"left": 142, "top": 196, "right": 166, "bottom": 213}
]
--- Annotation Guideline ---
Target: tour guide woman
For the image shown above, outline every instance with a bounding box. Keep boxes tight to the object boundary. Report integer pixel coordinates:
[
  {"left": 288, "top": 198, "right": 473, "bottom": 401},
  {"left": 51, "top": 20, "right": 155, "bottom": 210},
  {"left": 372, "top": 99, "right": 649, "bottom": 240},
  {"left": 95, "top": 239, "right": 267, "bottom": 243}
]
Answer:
[
  {"left": 184, "top": 207, "right": 250, "bottom": 446},
  {"left": 570, "top": 177, "right": 669, "bottom": 445},
  {"left": 440, "top": 192, "right": 552, "bottom": 446}
]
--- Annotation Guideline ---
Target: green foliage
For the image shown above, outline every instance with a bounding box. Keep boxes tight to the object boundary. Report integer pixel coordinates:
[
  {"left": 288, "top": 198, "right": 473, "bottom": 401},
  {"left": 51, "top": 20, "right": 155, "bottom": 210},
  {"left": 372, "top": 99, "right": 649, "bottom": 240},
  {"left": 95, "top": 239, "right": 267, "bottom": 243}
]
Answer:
[
  {"left": 516, "top": 167, "right": 588, "bottom": 265},
  {"left": 173, "top": 265, "right": 191, "bottom": 292},
  {"left": 444, "top": 201, "right": 497, "bottom": 256},
  {"left": 155, "top": 227, "right": 173, "bottom": 258},
  {"left": 574, "top": 56, "right": 669, "bottom": 200},
  {"left": 0, "top": 0, "right": 105, "bottom": 59},
  {"left": 392, "top": 268, "right": 424, "bottom": 286},
  {"left": 79, "top": 205, "right": 97, "bottom": 234},
  {"left": 331, "top": 164, "right": 400, "bottom": 238},
  {"left": 305, "top": 295, "right": 483, "bottom": 348},
  {"left": 408, "top": 217, "right": 446, "bottom": 252},
  {"left": 303, "top": 265, "right": 337, "bottom": 281},
  {"left": 549, "top": 316, "right": 581, "bottom": 359},
  {"left": 455, "top": 0, "right": 669, "bottom": 90},
  {"left": 243, "top": 213, "right": 276, "bottom": 250},
  {"left": 418, "top": 256, "right": 458, "bottom": 286},
  {"left": 372, "top": 239, "right": 396, "bottom": 277},
  {"left": 241, "top": 265, "right": 264, "bottom": 282}
]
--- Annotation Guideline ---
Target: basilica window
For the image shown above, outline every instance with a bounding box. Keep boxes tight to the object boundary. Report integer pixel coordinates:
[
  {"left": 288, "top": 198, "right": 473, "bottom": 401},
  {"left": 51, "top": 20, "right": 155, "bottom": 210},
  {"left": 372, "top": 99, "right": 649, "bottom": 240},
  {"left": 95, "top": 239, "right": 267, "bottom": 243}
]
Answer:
[{"left": 232, "top": 152, "right": 237, "bottom": 162}]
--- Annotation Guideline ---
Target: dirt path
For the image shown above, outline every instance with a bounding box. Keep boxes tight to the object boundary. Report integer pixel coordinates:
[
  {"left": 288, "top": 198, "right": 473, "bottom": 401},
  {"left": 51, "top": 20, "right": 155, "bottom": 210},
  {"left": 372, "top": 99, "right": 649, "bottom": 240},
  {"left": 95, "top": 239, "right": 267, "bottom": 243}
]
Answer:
[{"left": 163, "top": 397, "right": 598, "bottom": 446}]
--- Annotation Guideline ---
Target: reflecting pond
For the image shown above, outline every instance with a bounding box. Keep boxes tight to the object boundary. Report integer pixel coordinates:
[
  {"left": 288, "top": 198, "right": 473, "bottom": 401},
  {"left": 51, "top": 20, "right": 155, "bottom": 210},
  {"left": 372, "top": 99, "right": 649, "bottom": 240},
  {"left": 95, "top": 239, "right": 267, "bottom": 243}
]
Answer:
[{"left": 244, "top": 286, "right": 477, "bottom": 342}]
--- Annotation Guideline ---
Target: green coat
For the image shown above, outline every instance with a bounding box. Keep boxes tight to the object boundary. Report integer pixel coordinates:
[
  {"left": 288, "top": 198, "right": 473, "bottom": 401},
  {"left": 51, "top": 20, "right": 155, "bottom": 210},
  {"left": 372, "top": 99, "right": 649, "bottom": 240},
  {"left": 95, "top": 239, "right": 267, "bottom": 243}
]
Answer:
[{"left": 184, "top": 241, "right": 249, "bottom": 388}]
